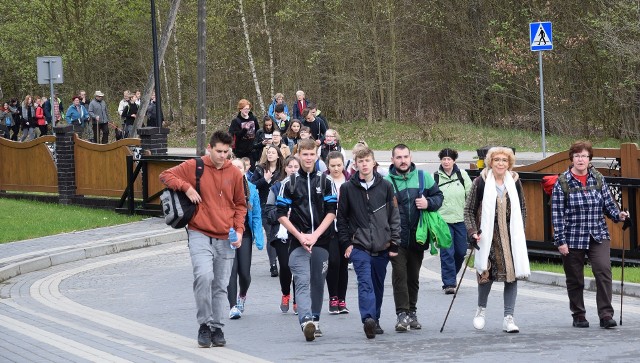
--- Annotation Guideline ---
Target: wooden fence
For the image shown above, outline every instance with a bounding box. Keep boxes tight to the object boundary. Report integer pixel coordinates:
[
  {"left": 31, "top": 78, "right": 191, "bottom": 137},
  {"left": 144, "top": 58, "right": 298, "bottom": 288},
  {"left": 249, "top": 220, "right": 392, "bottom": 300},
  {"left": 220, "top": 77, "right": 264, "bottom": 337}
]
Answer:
[{"left": 0, "top": 136, "right": 57, "bottom": 193}]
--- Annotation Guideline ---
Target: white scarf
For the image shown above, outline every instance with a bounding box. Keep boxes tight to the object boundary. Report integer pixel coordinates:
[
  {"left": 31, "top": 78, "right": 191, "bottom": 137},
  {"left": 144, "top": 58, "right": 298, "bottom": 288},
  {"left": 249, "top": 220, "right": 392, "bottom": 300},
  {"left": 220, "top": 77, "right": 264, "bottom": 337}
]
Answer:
[{"left": 475, "top": 170, "right": 530, "bottom": 278}]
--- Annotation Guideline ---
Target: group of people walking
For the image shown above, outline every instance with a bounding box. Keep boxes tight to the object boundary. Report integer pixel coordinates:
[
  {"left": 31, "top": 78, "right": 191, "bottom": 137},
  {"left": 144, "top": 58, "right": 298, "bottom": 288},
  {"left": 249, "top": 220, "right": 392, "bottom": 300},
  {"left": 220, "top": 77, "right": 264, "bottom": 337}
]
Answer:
[{"left": 160, "top": 93, "right": 629, "bottom": 347}]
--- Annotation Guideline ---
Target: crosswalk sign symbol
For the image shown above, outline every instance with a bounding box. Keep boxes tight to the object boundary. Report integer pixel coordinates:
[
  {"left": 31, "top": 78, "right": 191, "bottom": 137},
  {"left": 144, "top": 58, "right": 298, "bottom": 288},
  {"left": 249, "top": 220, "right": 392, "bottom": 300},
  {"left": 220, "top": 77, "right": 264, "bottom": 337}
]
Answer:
[{"left": 530, "top": 22, "right": 553, "bottom": 51}]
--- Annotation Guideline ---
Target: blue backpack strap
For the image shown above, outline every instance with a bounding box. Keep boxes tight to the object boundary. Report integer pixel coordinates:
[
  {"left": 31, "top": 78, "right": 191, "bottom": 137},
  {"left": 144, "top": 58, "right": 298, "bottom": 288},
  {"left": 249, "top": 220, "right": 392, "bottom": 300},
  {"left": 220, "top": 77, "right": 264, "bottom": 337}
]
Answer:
[{"left": 418, "top": 169, "right": 425, "bottom": 196}]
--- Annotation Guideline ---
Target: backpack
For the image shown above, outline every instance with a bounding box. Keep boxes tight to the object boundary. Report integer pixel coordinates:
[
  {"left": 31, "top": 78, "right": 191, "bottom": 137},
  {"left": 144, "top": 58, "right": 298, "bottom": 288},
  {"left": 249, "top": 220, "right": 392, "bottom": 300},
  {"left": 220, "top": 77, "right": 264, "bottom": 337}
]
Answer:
[
  {"left": 541, "top": 167, "right": 604, "bottom": 197},
  {"left": 433, "top": 169, "right": 465, "bottom": 189},
  {"left": 161, "top": 158, "right": 205, "bottom": 228}
]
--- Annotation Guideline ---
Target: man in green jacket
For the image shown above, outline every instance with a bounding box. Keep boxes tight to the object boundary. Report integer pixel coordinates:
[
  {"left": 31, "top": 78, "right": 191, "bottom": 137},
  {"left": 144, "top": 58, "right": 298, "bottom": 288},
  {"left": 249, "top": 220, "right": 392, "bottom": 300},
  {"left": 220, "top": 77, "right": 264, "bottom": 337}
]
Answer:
[{"left": 385, "top": 144, "right": 443, "bottom": 332}]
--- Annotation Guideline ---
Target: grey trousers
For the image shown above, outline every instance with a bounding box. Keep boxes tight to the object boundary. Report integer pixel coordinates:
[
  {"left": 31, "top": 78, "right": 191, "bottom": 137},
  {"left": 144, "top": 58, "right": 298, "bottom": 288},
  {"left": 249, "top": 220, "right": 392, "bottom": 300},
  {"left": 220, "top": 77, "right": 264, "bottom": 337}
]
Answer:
[
  {"left": 187, "top": 229, "right": 235, "bottom": 329},
  {"left": 478, "top": 280, "right": 518, "bottom": 317},
  {"left": 289, "top": 246, "right": 329, "bottom": 324}
]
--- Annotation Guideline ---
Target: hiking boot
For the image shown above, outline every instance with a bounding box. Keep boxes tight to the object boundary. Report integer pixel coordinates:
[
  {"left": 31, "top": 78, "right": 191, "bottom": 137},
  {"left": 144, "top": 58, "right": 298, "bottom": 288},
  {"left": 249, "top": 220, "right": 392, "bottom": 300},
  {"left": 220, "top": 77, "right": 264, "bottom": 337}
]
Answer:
[
  {"left": 229, "top": 306, "right": 242, "bottom": 319},
  {"left": 338, "top": 300, "right": 350, "bottom": 314},
  {"left": 301, "top": 320, "right": 316, "bottom": 341},
  {"left": 395, "top": 312, "right": 410, "bottom": 332},
  {"left": 572, "top": 316, "right": 589, "bottom": 328},
  {"left": 236, "top": 295, "right": 246, "bottom": 313},
  {"left": 444, "top": 286, "right": 456, "bottom": 295},
  {"left": 211, "top": 327, "right": 226, "bottom": 347},
  {"left": 473, "top": 307, "right": 486, "bottom": 330},
  {"left": 364, "top": 318, "right": 376, "bottom": 339},
  {"left": 293, "top": 303, "right": 298, "bottom": 315},
  {"left": 197, "top": 324, "right": 212, "bottom": 348},
  {"left": 270, "top": 264, "right": 279, "bottom": 277},
  {"left": 600, "top": 316, "right": 617, "bottom": 329},
  {"left": 280, "top": 294, "right": 290, "bottom": 313},
  {"left": 328, "top": 297, "right": 339, "bottom": 314},
  {"left": 503, "top": 315, "right": 519, "bottom": 333},
  {"left": 313, "top": 321, "right": 323, "bottom": 337},
  {"left": 375, "top": 321, "right": 384, "bottom": 335},
  {"left": 408, "top": 311, "right": 422, "bottom": 330}
]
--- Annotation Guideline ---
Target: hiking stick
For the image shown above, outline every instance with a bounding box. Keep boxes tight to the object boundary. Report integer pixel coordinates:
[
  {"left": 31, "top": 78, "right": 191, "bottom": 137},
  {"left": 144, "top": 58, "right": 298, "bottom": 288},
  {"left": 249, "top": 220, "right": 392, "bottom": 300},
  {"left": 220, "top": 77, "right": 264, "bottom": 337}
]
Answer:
[
  {"left": 620, "top": 210, "right": 632, "bottom": 326},
  {"left": 440, "top": 230, "right": 481, "bottom": 333}
]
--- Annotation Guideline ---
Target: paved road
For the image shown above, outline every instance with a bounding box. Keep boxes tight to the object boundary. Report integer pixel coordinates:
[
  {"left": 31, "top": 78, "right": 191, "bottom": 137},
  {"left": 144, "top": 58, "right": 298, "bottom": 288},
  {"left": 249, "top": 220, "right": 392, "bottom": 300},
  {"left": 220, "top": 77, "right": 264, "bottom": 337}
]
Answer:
[{"left": 2, "top": 230, "right": 640, "bottom": 362}]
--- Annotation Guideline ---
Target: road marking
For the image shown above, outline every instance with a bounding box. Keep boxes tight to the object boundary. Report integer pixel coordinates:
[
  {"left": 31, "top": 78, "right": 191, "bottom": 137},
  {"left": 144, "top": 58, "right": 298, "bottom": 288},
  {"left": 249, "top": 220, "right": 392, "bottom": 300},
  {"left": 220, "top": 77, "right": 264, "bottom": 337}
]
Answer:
[
  {"left": 0, "top": 314, "right": 132, "bottom": 362},
  {"left": 29, "top": 244, "right": 270, "bottom": 363},
  {"left": 0, "top": 299, "right": 192, "bottom": 363}
]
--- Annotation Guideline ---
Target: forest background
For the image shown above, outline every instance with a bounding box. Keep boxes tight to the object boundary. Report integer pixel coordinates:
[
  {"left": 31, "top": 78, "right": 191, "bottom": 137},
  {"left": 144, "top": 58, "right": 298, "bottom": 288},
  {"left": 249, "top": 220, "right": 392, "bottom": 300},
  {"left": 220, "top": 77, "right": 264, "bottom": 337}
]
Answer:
[{"left": 1, "top": 0, "right": 639, "bottom": 145}]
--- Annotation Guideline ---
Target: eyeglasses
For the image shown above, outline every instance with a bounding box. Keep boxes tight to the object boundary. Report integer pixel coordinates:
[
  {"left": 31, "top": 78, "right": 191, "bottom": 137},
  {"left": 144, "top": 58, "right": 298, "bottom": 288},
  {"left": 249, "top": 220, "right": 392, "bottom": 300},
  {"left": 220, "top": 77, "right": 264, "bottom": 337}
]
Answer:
[{"left": 573, "top": 154, "right": 590, "bottom": 159}]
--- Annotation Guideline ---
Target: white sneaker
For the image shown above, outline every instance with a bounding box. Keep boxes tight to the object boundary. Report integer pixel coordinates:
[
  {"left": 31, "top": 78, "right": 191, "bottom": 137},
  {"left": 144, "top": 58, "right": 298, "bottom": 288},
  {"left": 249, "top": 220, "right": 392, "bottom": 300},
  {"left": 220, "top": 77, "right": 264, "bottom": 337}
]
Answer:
[
  {"left": 229, "top": 306, "right": 242, "bottom": 319},
  {"left": 313, "top": 321, "right": 323, "bottom": 337},
  {"left": 503, "top": 315, "right": 519, "bottom": 333},
  {"left": 473, "top": 307, "right": 486, "bottom": 330}
]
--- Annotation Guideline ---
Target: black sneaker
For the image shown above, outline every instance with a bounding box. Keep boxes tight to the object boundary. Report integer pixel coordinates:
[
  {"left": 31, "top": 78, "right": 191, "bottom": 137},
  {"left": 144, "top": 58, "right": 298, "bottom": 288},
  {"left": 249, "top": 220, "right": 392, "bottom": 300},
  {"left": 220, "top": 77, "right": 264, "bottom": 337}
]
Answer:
[
  {"left": 211, "top": 327, "right": 226, "bottom": 347},
  {"left": 408, "top": 311, "right": 422, "bottom": 330},
  {"left": 572, "top": 316, "right": 589, "bottom": 328},
  {"left": 364, "top": 318, "right": 376, "bottom": 339},
  {"left": 395, "top": 312, "right": 410, "bottom": 332},
  {"left": 375, "top": 321, "right": 384, "bottom": 335},
  {"left": 197, "top": 324, "right": 212, "bottom": 348},
  {"left": 270, "top": 264, "right": 279, "bottom": 277},
  {"left": 328, "top": 297, "right": 340, "bottom": 314},
  {"left": 600, "top": 316, "right": 617, "bottom": 329}
]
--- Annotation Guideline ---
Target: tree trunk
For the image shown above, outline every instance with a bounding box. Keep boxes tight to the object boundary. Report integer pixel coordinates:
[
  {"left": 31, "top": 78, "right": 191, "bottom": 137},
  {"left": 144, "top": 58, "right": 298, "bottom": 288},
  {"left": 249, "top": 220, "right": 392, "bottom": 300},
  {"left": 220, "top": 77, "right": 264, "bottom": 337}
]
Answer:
[
  {"left": 386, "top": 0, "right": 397, "bottom": 121},
  {"left": 262, "top": 0, "right": 274, "bottom": 98},
  {"left": 239, "top": 0, "right": 266, "bottom": 115},
  {"left": 172, "top": 28, "right": 183, "bottom": 122},
  {"left": 157, "top": 7, "right": 174, "bottom": 122},
  {"left": 131, "top": 0, "right": 181, "bottom": 138}
]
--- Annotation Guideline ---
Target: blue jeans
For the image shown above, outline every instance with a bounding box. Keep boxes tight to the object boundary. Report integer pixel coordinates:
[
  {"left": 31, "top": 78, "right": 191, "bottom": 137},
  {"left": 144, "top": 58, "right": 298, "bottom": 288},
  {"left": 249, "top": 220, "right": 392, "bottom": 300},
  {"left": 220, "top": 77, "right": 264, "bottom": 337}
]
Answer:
[
  {"left": 350, "top": 248, "right": 389, "bottom": 323},
  {"left": 440, "top": 222, "right": 468, "bottom": 288}
]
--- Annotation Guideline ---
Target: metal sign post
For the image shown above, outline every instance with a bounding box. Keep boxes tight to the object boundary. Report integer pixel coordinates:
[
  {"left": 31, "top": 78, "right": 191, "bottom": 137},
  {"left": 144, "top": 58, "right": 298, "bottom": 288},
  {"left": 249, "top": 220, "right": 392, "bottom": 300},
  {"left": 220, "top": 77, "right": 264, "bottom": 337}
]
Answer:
[
  {"left": 530, "top": 22, "right": 552, "bottom": 157},
  {"left": 37, "top": 56, "right": 64, "bottom": 130}
]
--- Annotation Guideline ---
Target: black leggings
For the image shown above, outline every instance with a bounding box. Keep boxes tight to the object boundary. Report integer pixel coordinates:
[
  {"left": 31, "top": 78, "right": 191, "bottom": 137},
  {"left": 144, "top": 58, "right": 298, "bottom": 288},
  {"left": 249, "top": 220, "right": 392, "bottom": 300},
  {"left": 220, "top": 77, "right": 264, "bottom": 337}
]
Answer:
[
  {"left": 326, "top": 237, "right": 349, "bottom": 300},
  {"left": 273, "top": 239, "right": 295, "bottom": 298},
  {"left": 227, "top": 236, "right": 252, "bottom": 308}
]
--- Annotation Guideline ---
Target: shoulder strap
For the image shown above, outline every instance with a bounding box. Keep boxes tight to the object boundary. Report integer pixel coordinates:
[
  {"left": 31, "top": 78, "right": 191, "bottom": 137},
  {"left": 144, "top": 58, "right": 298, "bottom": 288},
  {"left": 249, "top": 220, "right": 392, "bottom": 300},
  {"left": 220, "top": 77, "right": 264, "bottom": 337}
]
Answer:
[
  {"left": 195, "top": 158, "right": 204, "bottom": 194},
  {"left": 456, "top": 169, "right": 465, "bottom": 188},
  {"left": 418, "top": 170, "right": 425, "bottom": 195},
  {"left": 289, "top": 173, "right": 297, "bottom": 195},
  {"left": 433, "top": 172, "right": 439, "bottom": 185}
]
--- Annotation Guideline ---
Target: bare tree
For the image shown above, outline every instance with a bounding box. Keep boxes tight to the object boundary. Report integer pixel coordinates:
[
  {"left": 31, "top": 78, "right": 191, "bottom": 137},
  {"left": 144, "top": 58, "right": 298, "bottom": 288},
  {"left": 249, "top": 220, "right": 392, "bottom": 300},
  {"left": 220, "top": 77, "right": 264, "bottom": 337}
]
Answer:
[
  {"left": 262, "top": 0, "right": 274, "bottom": 98},
  {"left": 238, "top": 0, "right": 265, "bottom": 114}
]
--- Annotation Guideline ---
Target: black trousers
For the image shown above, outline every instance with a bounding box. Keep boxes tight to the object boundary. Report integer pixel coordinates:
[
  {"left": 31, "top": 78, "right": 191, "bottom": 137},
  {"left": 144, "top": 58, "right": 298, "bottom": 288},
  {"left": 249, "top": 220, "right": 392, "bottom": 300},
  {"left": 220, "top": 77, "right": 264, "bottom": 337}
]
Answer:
[
  {"left": 562, "top": 238, "right": 614, "bottom": 319},
  {"left": 92, "top": 122, "right": 109, "bottom": 144}
]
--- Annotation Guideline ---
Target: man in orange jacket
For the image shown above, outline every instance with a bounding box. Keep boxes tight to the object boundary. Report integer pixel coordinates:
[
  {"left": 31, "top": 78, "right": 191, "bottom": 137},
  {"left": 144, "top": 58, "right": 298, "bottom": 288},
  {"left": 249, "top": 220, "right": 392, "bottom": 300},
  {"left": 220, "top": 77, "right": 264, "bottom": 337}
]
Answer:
[{"left": 160, "top": 130, "right": 247, "bottom": 348}]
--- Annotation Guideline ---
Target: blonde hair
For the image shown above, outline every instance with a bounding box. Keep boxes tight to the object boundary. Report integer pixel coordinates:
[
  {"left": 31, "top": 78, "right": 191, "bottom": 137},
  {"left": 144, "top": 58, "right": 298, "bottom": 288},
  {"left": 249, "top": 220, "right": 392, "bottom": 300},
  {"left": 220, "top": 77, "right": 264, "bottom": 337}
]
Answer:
[
  {"left": 325, "top": 128, "right": 340, "bottom": 142},
  {"left": 485, "top": 147, "right": 516, "bottom": 170}
]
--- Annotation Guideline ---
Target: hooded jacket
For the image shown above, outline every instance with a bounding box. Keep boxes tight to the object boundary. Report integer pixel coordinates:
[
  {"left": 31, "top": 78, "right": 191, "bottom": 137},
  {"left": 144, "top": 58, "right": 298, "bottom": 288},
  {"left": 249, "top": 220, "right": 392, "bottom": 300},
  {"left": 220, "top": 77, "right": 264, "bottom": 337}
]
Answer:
[
  {"left": 435, "top": 164, "right": 472, "bottom": 224},
  {"left": 337, "top": 171, "right": 401, "bottom": 253},
  {"left": 385, "top": 163, "right": 444, "bottom": 249},
  {"left": 276, "top": 167, "right": 337, "bottom": 251},
  {"left": 160, "top": 156, "right": 247, "bottom": 239},
  {"left": 228, "top": 111, "right": 259, "bottom": 156}
]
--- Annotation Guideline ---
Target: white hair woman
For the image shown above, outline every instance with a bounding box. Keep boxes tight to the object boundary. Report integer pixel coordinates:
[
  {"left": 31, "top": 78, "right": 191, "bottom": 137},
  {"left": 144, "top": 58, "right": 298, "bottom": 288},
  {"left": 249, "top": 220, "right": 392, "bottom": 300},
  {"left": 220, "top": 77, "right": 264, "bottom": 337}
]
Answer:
[{"left": 463, "top": 146, "right": 529, "bottom": 333}]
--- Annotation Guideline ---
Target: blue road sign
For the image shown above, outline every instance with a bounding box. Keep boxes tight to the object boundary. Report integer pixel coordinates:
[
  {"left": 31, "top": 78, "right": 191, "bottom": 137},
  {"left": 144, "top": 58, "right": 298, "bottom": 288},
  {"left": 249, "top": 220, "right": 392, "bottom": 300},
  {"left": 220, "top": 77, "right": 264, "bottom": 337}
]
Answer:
[{"left": 530, "top": 22, "right": 552, "bottom": 51}]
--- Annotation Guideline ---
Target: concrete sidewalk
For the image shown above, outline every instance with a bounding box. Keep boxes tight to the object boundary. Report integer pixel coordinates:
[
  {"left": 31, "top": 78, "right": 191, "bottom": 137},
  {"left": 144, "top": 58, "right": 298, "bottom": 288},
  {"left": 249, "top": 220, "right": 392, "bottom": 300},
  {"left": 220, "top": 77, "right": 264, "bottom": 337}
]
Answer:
[{"left": 0, "top": 217, "right": 186, "bottom": 285}]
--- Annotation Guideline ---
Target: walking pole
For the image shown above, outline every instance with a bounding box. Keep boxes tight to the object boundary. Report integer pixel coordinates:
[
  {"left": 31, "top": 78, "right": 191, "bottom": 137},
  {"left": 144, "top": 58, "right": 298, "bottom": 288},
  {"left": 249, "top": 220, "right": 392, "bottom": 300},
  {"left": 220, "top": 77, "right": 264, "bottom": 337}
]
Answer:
[
  {"left": 620, "top": 210, "right": 632, "bottom": 326},
  {"left": 440, "top": 230, "right": 481, "bottom": 333}
]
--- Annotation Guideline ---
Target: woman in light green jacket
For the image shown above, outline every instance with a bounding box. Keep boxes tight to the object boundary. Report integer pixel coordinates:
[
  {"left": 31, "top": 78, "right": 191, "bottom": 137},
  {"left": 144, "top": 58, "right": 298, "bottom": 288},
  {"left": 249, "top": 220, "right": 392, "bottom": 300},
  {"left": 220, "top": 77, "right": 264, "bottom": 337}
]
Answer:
[{"left": 434, "top": 148, "right": 472, "bottom": 294}]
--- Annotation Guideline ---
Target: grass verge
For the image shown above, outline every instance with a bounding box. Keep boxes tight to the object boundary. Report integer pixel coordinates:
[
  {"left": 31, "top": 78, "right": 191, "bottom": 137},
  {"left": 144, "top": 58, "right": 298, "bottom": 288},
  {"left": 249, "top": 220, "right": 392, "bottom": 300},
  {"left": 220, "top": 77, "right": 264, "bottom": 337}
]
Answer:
[
  {"left": 0, "top": 198, "right": 144, "bottom": 244},
  {"left": 168, "top": 119, "right": 623, "bottom": 152}
]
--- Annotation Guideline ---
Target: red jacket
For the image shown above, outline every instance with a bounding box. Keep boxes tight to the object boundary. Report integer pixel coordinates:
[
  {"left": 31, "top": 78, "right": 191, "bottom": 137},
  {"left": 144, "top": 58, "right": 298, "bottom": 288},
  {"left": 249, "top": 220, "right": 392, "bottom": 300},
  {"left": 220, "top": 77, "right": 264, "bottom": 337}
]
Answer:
[
  {"left": 160, "top": 156, "right": 247, "bottom": 239},
  {"left": 35, "top": 106, "right": 45, "bottom": 126}
]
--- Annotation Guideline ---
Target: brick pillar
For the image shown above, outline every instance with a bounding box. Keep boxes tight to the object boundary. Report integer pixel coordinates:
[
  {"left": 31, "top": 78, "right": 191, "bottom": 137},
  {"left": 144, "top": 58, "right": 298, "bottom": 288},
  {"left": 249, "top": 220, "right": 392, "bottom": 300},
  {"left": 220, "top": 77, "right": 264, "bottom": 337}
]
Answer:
[
  {"left": 138, "top": 127, "right": 169, "bottom": 155},
  {"left": 54, "top": 124, "right": 76, "bottom": 204}
]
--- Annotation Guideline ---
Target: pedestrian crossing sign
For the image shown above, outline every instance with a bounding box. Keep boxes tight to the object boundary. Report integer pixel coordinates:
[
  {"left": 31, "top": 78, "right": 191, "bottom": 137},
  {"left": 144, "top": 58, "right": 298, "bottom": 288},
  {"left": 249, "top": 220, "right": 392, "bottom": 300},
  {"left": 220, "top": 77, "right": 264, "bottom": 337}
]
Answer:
[{"left": 530, "top": 22, "right": 552, "bottom": 51}]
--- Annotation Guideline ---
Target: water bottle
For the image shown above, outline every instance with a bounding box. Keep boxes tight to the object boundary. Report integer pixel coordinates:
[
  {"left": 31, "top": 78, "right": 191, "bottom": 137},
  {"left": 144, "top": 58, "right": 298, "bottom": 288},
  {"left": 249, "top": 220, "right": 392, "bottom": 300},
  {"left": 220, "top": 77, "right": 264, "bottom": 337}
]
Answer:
[{"left": 229, "top": 227, "right": 238, "bottom": 249}]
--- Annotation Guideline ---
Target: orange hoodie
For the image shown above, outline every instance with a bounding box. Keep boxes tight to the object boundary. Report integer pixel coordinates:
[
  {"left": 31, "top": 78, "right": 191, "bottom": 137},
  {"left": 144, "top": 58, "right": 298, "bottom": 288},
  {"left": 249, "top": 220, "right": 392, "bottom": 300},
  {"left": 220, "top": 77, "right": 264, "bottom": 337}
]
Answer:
[{"left": 160, "top": 156, "right": 247, "bottom": 239}]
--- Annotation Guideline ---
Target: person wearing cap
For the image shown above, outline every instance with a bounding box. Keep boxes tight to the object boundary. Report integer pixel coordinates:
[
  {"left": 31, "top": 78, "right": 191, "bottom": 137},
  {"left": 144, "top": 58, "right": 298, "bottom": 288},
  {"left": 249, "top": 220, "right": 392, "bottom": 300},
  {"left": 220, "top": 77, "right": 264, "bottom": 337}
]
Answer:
[
  {"left": 88, "top": 91, "right": 110, "bottom": 143},
  {"left": 434, "top": 148, "right": 472, "bottom": 294}
]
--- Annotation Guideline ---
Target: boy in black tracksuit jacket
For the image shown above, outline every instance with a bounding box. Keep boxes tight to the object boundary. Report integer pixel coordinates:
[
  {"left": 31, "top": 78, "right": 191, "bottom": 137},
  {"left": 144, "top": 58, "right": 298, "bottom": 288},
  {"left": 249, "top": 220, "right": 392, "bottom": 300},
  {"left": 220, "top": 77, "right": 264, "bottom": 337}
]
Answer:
[
  {"left": 276, "top": 139, "right": 337, "bottom": 341},
  {"left": 337, "top": 147, "right": 401, "bottom": 339}
]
